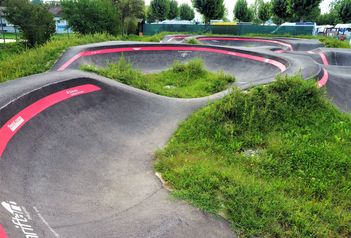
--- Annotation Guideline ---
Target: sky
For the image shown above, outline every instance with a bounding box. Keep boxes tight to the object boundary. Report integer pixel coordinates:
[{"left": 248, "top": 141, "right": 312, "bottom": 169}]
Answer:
[{"left": 145, "top": 0, "right": 334, "bottom": 21}]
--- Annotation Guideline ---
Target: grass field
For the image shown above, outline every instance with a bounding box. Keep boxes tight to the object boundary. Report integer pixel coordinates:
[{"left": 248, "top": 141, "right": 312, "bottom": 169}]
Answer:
[
  {"left": 82, "top": 58, "right": 235, "bottom": 98},
  {"left": 155, "top": 76, "right": 351, "bottom": 237}
]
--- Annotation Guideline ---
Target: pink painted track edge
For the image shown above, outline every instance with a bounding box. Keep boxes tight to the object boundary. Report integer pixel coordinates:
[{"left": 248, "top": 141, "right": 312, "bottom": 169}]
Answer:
[
  {"left": 0, "top": 224, "right": 8, "bottom": 238},
  {"left": 0, "top": 84, "right": 101, "bottom": 158},
  {"left": 57, "top": 46, "right": 287, "bottom": 72}
]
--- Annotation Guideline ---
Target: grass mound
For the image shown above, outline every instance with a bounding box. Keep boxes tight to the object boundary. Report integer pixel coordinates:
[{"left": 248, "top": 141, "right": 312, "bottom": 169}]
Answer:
[
  {"left": 82, "top": 58, "right": 235, "bottom": 98},
  {"left": 155, "top": 75, "right": 351, "bottom": 237}
]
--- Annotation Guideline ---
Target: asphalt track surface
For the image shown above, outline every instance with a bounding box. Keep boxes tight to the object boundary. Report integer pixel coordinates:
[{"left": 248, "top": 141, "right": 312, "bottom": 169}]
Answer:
[{"left": 0, "top": 36, "right": 350, "bottom": 238}]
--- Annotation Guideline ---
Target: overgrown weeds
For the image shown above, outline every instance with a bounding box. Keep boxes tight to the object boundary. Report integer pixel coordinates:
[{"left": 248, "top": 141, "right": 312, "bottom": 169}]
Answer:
[
  {"left": 155, "top": 75, "right": 351, "bottom": 237},
  {"left": 82, "top": 57, "right": 235, "bottom": 98}
]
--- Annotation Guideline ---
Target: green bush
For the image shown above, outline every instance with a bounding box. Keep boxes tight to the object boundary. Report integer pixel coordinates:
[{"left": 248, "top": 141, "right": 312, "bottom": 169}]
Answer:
[
  {"left": 61, "top": 0, "right": 120, "bottom": 35},
  {"left": 3, "top": 0, "right": 55, "bottom": 46},
  {"left": 156, "top": 75, "right": 351, "bottom": 237}
]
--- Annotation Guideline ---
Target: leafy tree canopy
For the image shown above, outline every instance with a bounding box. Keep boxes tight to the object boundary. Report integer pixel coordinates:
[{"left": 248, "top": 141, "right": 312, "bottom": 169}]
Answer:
[
  {"left": 179, "top": 3, "right": 195, "bottom": 20},
  {"left": 150, "top": 0, "right": 170, "bottom": 21},
  {"left": 290, "top": 0, "right": 322, "bottom": 21},
  {"left": 168, "top": 0, "right": 179, "bottom": 19},
  {"left": 192, "top": 0, "right": 225, "bottom": 23},
  {"left": 4, "top": 0, "right": 55, "bottom": 46},
  {"left": 234, "top": 0, "right": 252, "bottom": 22},
  {"left": 258, "top": 1, "right": 271, "bottom": 23},
  {"left": 61, "top": 0, "right": 120, "bottom": 35}
]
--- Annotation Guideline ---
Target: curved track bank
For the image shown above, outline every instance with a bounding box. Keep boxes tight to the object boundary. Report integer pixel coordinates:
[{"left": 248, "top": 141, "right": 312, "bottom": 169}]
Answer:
[{"left": 0, "top": 38, "right": 350, "bottom": 237}]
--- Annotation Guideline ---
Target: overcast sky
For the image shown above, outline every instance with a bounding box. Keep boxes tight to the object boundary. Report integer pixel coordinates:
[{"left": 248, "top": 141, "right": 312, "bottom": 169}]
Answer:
[{"left": 145, "top": 0, "right": 334, "bottom": 21}]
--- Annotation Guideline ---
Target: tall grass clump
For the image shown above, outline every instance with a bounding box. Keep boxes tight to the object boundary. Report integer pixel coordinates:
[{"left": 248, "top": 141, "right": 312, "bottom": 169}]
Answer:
[
  {"left": 185, "top": 38, "right": 201, "bottom": 44},
  {"left": 82, "top": 57, "right": 235, "bottom": 98},
  {"left": 155, "top": 75, "right": 351, "bottom": 237}
]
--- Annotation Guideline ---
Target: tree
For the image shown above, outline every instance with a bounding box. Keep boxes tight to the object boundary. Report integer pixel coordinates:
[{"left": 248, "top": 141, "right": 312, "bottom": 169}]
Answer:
[
  {"left": 61, "top": 0, "right": 120, "bottom": 35},
  {"left": 146, "top": 5, "right": 156, "bottom": 22},
  {"left": 168, "top": 0, "right": 178, "bottom": 19},
  {"left": 179, "top": 3, "right": 194, "bottom": 20},
  {"left": 290, "top": 0, "right": 322, "bottom": 22},
  {"left": 192, "top": 0, "right": 225, "bottom": 23},
  {"left": 112, "top": 0, "right": 145, "bottom": 34},
  {"left": 258, "top": 1, "right": 271, "bottom": 24},
  {"left": 316, "top": 12, "right": 338, "bottom": 25},
  {"left": 336, "top": 0, "right": 351, "bottom": 23},
  {"left": 4, "top": 0, "right": 55, "bottom": 46},
  {"left": 234, "top": 0, "right": 252, "bottom": 22},
  {"left": 150, "top": 0, "right": 170, "bottom": 21},
  {"left": 272, "top": 0, "right": 292, "bottom": 24}
]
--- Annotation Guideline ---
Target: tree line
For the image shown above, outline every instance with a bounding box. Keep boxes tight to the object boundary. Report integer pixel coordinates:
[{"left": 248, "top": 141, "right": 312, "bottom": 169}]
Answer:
[
  {"left": 1, "top": 0, "right": 350, "bottom": 47},
  {"left": 233, "top": 0, "right": 351, "bottom": 25}
]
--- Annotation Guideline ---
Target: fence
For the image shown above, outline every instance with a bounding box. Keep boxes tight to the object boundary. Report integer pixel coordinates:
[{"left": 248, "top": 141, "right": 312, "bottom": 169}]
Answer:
[{"left": 143, "top": 24, "right": 315, "bottom": 36}]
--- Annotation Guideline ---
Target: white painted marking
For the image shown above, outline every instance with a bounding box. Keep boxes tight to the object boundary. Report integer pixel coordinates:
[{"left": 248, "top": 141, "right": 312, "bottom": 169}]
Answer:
[
  {"left": 33, "top": 206, "right": 60, "bottom": 238},
  {"left": 2, "top": 201, "right": 39, "bottom": 237},
  {"left": 7, "top": 116, "right": 24, "bottom": 132}
]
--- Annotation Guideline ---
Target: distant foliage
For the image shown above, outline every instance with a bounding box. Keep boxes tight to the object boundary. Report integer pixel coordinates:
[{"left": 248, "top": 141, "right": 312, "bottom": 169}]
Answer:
[
  {"left": 168, "top": 0, "right": 179, "bottom": 19},
  {"left": 316, "top": 12, "right": 338, "bottom": 25},
  {"left": 234, "top": 0, "right": 252, "bottom": 22},
  {"left": 4, "top": 0, "right": 55, "bottom": 46},
  {"left": 112, "top": 0, "right": 145, "bottom": 34},
  {"left": 335, "top": 0, "right": 351, "bottom": 23},
  {"left": 258, "top": 1, "right": 271, "bottom": 23},
  {"left": 179, "top": 3, "right": 195, "bottom": 20},
  {"left": 192, "top": 0, "right": 225, "bottom": 23},
  {"left": 61, "top": 0, "right": 120, "bottom": 35},
  {"left": 150, "top": 0, "right": 170, "bottom": 21},
  {"left": 290, "top": 0, "right": 322, "bottom": 21},
  {"left": 271, "top": 0, "right": 292, "bottom": 24},
  {"left": 146, "top": 6, "right": 156, "bottom": 23}
]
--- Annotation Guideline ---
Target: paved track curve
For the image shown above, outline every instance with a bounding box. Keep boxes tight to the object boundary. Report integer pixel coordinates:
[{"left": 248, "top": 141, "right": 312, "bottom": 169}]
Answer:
[{"left": 0, "top": 36, "right": 350, "bottom": 238}]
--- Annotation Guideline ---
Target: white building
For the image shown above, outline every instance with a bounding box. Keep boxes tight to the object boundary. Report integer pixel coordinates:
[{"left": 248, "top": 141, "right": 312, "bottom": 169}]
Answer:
[{"left": 0, "top": 7, "right": 16, "bottom": 33}]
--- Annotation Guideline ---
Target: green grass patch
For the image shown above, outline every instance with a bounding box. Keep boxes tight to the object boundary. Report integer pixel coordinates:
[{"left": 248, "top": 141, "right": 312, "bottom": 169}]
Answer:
[
  {"left": 0, "top": 32, "right": 22, "bottom": 39},
  {"left": 155, "top": 75, "right": 351, "bottom": 237},
  {"left": 81, "top": 58, "right": 235, "bottom": 98},
  {"left": 185, "top": 38, "right": 201, "bottom": 44},
  {"left": 0, "top": 42, "right": 26, "bottom": 61}
]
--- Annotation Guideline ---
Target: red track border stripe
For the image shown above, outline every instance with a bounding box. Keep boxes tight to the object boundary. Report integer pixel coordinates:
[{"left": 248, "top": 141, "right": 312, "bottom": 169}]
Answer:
[
  {"left": 0, "top": 84, "right": 101, "bottom": 158},
  {"left": 0, "top": 224, "right": 8, "bottom": 238},
  {"left": 197, "top": 37, "right": 294, "bottom": 51},
  {"left": 318, "top": 68, "right": 329, "bottom": 88},
  {"left": 57, "top": 46, "right": 287, "bottom": 72},
  {"left": 318, "top": 52, "right": 329, "bottom": 66}
]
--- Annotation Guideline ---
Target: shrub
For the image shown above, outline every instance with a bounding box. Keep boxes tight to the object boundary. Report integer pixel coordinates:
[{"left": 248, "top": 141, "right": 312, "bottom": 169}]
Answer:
[
  {"left": 61, "top": 0, "right": 120, "bottom": 35},
  {"left": 3, "top": 0, "right": 55, "bottom": 46}
]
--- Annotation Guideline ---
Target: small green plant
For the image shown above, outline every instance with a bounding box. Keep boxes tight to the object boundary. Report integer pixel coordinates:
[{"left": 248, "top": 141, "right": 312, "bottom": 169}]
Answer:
[
  {"left": 82, "top": 57, "right": 235, "bottom": 98},
  {"left": 185, "top": 38, "right": 201, "bottom": 45},
  {"left": 155, "top": 75, "right": 351, "bottom": 237}
]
